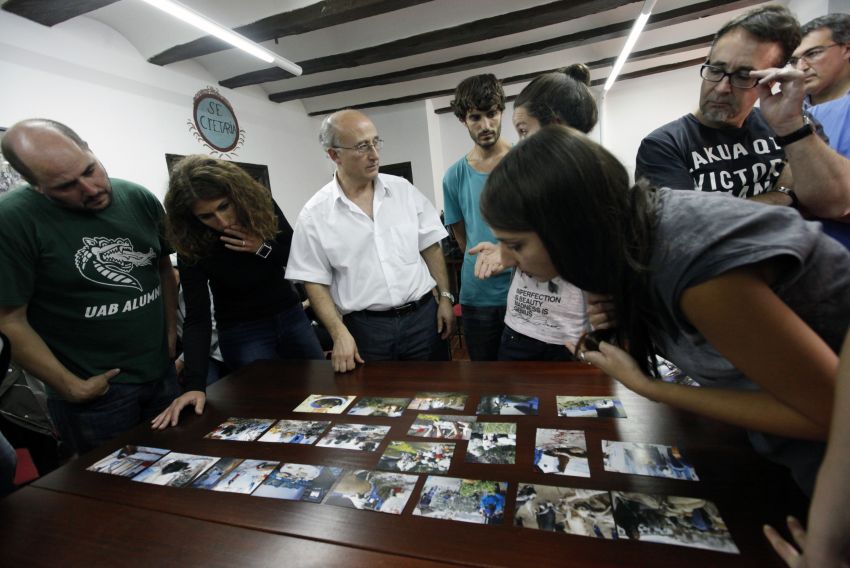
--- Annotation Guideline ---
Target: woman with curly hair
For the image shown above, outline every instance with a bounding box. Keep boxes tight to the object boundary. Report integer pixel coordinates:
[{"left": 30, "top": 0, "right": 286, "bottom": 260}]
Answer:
[{"left": 152, "top": 155, "right": 323, "bottom": 429}]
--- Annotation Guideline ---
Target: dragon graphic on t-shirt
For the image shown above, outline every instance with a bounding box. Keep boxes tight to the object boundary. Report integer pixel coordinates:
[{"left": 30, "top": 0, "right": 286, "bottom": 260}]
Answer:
[{"left": 74, "top": 237, "right": 156, "bottom": 291}]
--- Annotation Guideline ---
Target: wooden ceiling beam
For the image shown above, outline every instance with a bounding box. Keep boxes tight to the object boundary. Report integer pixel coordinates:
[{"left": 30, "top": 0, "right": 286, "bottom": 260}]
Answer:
[
  {"left": 221, "top": 0, "right": 637, "bottom": 89},
  {"left": 307, "top": 57, "right": 707, "bottom": 117},
  {"left": 148, "top": 0, "right": 434, "bottom": 66},
  {"left": 1, "top": 0, "right": 118, "bottom": 26},
  {"left": 270, "top": 34, "right": 713, "bottom": 103}
]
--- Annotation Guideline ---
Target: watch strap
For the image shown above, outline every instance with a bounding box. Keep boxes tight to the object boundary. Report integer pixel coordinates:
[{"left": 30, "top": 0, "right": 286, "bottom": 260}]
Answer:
[
  {"left": 255, "top": 242, "right": 272, "bottom": 258},
  {"left": 775, "top": 119, "right": 814, "bottom": 147}
]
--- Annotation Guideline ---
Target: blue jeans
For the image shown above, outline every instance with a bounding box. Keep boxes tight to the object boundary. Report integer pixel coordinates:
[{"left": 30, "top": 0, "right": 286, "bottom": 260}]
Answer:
[
  {"left": 218, "top": 303, "right": 325, "bottom": 370},
  {"left": 47, "top": 364, "right": 179, "bottom": 455},
  {"left": 461, "top": 304, "right": 506, "bottom": 361},
  {"left": 498, "top": 326, "right": 574, "bottom": 361},
  {"left": 343, "top": 298, "right": 438, "bottom": 361}
]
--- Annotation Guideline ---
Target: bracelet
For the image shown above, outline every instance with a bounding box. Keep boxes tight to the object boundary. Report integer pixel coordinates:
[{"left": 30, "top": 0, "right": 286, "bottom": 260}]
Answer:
[
  {"left": 774, "top": 186, "right": 799, "bottom": 208},
  {"left": 774, "top": 116, "right": 814, "bottom": 147}
]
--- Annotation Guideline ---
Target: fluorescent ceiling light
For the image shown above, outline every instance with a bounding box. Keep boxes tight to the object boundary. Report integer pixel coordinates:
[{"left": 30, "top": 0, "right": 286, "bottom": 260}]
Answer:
[
  {"left": 603, "top": 0, "right": 656, "bottom": 92},
  {"left": 138, "top": 0, "right": 302, "bottom": 76}
]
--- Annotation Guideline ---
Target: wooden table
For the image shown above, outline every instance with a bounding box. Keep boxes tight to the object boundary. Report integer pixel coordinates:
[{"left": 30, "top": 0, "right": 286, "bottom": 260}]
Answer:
[{"left": 1, "top": 361, "right": 803, "bottom": 567}]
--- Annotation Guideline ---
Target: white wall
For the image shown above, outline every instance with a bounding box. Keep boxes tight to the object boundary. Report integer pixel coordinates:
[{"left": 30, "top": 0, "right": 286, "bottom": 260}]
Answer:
[{"left": 0, "top": 12, "right": 328, "bottom": 223}]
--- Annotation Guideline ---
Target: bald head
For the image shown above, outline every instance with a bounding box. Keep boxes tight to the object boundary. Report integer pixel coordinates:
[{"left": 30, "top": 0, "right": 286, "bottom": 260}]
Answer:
[
  {"left": 320, "top": 110, "right": 381, "bottom": 187},
  {"left": 2, "top": 119, "right": 112, "bottom": 211},
  {"left": 319, "top": 109, "right": 374, "bottom": 149}
]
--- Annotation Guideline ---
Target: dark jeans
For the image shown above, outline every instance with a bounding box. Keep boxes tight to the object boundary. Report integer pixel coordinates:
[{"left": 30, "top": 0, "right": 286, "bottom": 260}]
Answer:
[
  {"left": 343, "top": 298, "right": 438, "bottom": 361},
  {"left": 218, "top": 303, "right": 325, "bottom": 370},
  {"left": 47, "top": 364, "right": 179, "bottom": 455},
  {"left": 461, "top": 304, "right": 506, "bottom": 361},
  {"left": 498, "top": 326, "right": 575, "bottom": 362}
]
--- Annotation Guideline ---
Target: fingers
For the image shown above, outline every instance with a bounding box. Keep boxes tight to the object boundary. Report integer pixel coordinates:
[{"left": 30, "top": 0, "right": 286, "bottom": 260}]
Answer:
[
  {"left": 786, "top": 516, "right": 807, "bottom": 550},
  {"left": 763, "top": 524, "right": 802, "bottom": 567}
]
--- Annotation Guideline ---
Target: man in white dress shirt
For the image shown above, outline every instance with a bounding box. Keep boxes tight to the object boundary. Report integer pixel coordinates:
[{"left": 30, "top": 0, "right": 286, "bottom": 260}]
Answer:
[{"left": 287, "top": 110, "right": 455, "bottom": 372}]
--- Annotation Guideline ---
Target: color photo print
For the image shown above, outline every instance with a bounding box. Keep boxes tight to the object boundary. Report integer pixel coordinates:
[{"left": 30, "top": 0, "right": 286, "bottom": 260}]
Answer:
[
  {"left": 132, "top": 452, "right": 219, "bottom": 487},
  {"left": 324, "top": 469, "right": 418, "bottom": 514},
  {"left": 602, "top": 441, "right": 699, "bottom": 481},
  {"left": 347, "top": 396, "right": 411, "bottom": 417},
  {"left": 476, "top": 394, "right": 539, "bottom": 416},
  {"left": 204, "top": 417, "right": 276, "bottom": 441},
  {"left": 87, "top": 445, "right": 169, "bottom": 478},
  {"left": 376, "top": 441, "right": 455, "bottom": 474},
  {"left": 414, "top": 476, "right": 507, "bottom": 525},
  {"left": 257, "top": 419, "right": 331, "bottom": 444},
  {"left": 556, "top": 396, "right": 627, "bottom": 418},
  {"left": 534, "top": 428, "right": 590, "bottom": 478},
  {"left": 407, "top": 414, "right": 476, "bottom": 440},
  {"left": 408, "top": 392, "right": 468, "bottom": 412},
  {"left": 611, "top": 492, "right": 738, "bottom": 553},
  {"left": 293, "top": 394, "right": 356, "bottom": 414},
  {"left": 253, "top": 463, "right": 343, "bottom": 503},
  {"left": 515, "top": 483, "right": 617, "bottom": 539},
  {"left": 465, "top": 422, "right": 517, "bottom": 464},
  {"left": 315, "top": 423, "right": 391, "bottom": 451}
]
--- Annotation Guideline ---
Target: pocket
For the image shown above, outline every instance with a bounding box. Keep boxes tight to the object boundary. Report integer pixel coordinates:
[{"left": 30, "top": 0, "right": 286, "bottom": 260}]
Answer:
[{"left": 390, "top": 223, "right": 420, "bottom": 264}]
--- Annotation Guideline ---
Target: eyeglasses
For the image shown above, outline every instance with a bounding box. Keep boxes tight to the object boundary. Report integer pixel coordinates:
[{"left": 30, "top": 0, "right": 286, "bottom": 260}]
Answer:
[
  {"left": 333, "top": 138, "right": 384, "bottom": 154},
  {"left": 700, "top": 64, "right": 758, "bottom": 89},
  {"left": 788, "top": 44, "right": 841, "bottom": 67}
]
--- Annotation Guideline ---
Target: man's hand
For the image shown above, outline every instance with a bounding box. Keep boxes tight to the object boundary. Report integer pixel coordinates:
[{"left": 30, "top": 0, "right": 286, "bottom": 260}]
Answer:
[
  {"left": 436, "top": 298, "right": 456, "bottom": 339},
  {"left": 469, "top": 242, "right": 505, "bottom": 279},
  {"left": 64, "top": 368, "right": 120, "bottom": 402},
  {"left": 151, "top": 390, "right": 206, "bottom": 430},
  {"left": 586, "top": 292, "right": 616, "bottom": 330},
  {"left": 750, "top": 66, "right": 808, "bottom": 136},
  {"left": 331, "top": 328, "right": 364, "bottom": 373}
]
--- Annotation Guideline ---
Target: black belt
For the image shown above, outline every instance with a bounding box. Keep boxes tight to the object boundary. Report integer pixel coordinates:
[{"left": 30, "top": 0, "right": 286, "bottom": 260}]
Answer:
[{"left": 360, "top": 293, "right": 433, "bottom": 317}]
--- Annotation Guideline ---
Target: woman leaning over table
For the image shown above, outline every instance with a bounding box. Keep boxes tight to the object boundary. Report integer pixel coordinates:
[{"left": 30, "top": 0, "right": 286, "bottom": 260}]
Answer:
[
  {"left": 152, "top": 156, "right": 323, "bottom": 429},
  {"left": 479, "top": 125, "right": 850, "bottom": 497}
]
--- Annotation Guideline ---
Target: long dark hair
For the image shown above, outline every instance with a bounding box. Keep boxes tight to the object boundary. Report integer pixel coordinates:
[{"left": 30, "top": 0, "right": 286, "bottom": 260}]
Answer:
[
  {"left": 481, "top": 125, "right": 660, "bottom": 373},
  {"left": 514, "top": 63, "right": 598, "bottom": 134}
]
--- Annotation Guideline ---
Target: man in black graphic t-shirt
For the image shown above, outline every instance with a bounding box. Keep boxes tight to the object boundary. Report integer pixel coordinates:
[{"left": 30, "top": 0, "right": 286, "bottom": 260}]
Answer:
[{"left": 636, "top": 6, "right": 799, "bottom": 204}]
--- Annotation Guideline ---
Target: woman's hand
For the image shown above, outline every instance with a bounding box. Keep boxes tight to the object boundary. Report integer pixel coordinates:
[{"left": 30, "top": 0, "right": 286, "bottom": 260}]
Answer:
[
  {"left": 151, "top": 390, "right": 206, "bottom": 429},
  {"left": 221, "top": 224, "right": 263, "bottom": 254},
  {"left": 582, "top": 341, "right": 658, "bottom": 399},
  {"left": 586, "top": 292, "right": 616, "bottom": 330},
  {"left": 763, "top": 518, "right": 809, "bottom": 568}
]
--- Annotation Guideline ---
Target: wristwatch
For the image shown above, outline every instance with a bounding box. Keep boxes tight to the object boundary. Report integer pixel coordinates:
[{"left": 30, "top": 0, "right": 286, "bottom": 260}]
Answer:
[
  {"left": 774, "top": 115, "right": 814, "bottom": 147},
  {"left": 255, "top": 242, "right": 272, "bottom": 258},
  {"left": 439, "top": 290, "right": 456, "bottom": 305}
]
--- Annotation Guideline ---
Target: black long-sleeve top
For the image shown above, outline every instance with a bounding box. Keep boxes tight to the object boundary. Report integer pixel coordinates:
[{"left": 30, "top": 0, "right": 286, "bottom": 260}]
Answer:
[{"left": 179, "top": 202, "right": 300, "bottom": 392}]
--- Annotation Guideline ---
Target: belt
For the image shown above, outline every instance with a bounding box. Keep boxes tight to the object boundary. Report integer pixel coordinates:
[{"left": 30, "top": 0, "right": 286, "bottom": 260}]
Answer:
[{"left": 360, "top": 293, "right": 433, "bottom": 317}]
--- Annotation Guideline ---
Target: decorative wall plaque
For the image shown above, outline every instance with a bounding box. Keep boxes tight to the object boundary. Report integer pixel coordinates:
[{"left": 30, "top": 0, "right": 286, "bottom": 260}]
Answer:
[{"left": 188, "top": 87, "right": 246, "bottom": 157}]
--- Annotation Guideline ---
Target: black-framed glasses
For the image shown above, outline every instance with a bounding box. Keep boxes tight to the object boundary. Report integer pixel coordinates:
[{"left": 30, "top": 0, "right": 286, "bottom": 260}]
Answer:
[
  {"left": 699, "top": 64, "right": 758, "bottom": 89},
  {"left": 788, "top": 44, "right": 841, "bottom": 67},
  {"left": 333, "top": 138, "right": 384, "bottom": 154}
]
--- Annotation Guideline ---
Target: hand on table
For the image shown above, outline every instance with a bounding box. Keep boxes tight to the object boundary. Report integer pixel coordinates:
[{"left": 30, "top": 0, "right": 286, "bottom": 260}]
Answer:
[
  {"left": 221, "top": 225, "right": 264, "bottom": 255},
  {"left": 151, "top": 390, "right": 206, "bottom": 430},
  {"left": 469, "top": 242, "right": 505, "bottom": 279}
]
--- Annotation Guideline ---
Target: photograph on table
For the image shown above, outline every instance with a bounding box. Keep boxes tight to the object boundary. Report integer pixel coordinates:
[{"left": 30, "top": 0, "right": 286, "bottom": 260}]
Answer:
[
  {"left": 534, "top": 428, "right": 590, "bottom": 477},
  {"left": 515, "top": 483, "right": 617, "bottom": 539},
  {"left": 465, "top": 422, "right": 517, "bottom": 464},
  {"left": 556, "top": 396, "right": 627, "bottom": 418},
  {"left": 87, "top": 445, "right": 170, "bottom": 478},
  {"left": 315, "top": 423, "right": 392, "bottom": 451},
  {"left": 347, "top": 396, "right": 412, "bottom": 418},
  {"left": 602, "top": 441, "right": 699, "bottom": 481},
  {"left": 476, "top": 394, "right": 539, "bottom": 416},
  {"left": 293, "top": 394, "right": 356, "bottom": 414},
  {"left": 132, "top": 452, "right": 219, "bottom": 487},
  {"left": 323, "top": 469, "right": 418, "bottom": 514},
  {"left": 377, "top": 441, "right": 455, "bottom": 474},
  {"left": 407, "top": 414, "right": 476, "bottom": 440},
  {"left": 611, "top": 492, "right": 739, "bottom": 553},
  {"left": 204, "top": 417, "right": 276, "bottom": 441},
  {"left": 257, "top": 419, "right": 331, "bottom": 444},
  {"left": 190, "top": 457, "right": 244, "bottom": 490},
  {"left": 211, "top": 459, "right": 278, "bottom": 494},
  {"left": 408, "top": 392, "right": 468, "bottom": 412},
  {"left": 414, "top": 476, "right": 507, "bottom": 525},
  {"left": 253, "top": 463, "right": 344, "bottom": 503}
]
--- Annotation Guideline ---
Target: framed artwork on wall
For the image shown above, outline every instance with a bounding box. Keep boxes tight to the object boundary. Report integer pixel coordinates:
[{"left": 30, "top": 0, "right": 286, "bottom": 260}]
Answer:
[
  {"left": 165, "top": 153, "right": 271, "bottom": 191},
  {"left": 0, "top": 127, "right": 26, "bottom": 194}
]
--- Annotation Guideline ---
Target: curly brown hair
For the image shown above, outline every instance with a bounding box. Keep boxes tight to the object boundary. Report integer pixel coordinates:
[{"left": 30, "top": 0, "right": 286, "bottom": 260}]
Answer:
[{"left": 164, "top": 155, "right": 279, "bottom": 263}]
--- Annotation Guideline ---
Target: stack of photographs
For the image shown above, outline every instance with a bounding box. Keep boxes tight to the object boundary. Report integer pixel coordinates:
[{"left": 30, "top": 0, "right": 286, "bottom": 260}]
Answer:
[
  {"left": 414, "top": 476, "right": 507, "bottom": 525},
  {"left": 347, "top": 397, "right": 411, "bottom": 417},
  {"left": 534, "top": 429, "right": 590, "bottom": 478},
  {"left": 315, "top": 423, "right": 391, "bottom": 451},
  {"left": 556, "top": 396, "right": 627, "bottom": 418},
  {"left": 377, "top": 441, "right": 455, "bottom": 474},
  {"left": 293, "top": 394, "right": 356, "bottom": 414},
  {"left": 408, "top": 392, "right": 468, "bottom": 412},
  {"left": 476, "top": 395, "right": 539, "bottom": 416},
  {"left": 466, "top": 422, "right": 516, "bottom": 464},
  {"left": 602, "top": 441, "right": 699, "bottom": 481},
  {"left": 257, "top": 419, "right": 331, "bottom": 444},
  {"left": 324, "top": 470, "right": 418, "bottom": 514},
  {"left": 204, "top": 418, "right": 276, "bottom": 441},
  {"left": 407, "top": 414, "right": 476, "bottom": 439}
]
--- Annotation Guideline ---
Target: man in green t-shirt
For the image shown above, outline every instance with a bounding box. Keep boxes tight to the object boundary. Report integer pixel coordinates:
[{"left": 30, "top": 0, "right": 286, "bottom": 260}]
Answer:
[{"left": 0, "top": 119, "right": 178, "bottom": 454}]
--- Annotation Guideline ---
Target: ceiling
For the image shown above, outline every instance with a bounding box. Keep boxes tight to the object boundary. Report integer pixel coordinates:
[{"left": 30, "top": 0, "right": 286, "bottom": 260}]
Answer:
[{"left": 2, "top": 0, "right": 776, "bottom": 116}]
